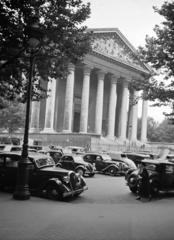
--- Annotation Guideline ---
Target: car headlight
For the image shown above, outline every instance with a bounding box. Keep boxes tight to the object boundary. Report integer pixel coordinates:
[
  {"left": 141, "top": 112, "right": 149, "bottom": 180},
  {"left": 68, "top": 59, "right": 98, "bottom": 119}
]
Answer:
[{"left": 63, "top": 175, "right": 70, "bottom": 183}]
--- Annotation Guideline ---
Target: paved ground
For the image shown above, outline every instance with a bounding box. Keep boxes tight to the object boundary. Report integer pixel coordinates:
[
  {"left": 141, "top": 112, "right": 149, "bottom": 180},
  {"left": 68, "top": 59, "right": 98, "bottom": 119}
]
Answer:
[{"left": 1, "top": 174, "right": 174, "bottom": 240}]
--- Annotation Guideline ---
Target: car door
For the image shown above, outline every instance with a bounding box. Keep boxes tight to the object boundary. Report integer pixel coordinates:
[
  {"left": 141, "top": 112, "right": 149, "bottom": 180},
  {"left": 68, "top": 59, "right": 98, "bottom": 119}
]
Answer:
[
  {"left": 161, "top": 164, "right": 174, "bottom": 188},
  {"left": 60, "top": 156, "right": 75, "bottom": 171},
  {"left": 83, "top": 154, "right": 94, "bottom": 164},
  {"left": 95, "top": 155, "right": 105, "bottom": 171}
]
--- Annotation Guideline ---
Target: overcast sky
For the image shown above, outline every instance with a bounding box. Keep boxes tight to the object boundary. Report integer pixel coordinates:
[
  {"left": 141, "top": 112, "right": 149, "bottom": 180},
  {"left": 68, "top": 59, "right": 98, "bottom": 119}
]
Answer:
[{"left": 84, "top": 0, "right": 168, "bottom": 122}]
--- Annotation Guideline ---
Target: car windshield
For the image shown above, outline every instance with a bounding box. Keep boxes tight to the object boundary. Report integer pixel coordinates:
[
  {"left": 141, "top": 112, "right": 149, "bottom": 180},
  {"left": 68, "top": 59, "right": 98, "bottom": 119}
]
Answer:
[
  {"left": 35, "top": 157, "right": 55, "bottom": 168},
  {"left": 102, "top": 154, "right": 112, "bottom": 161},
  {"left": 74, "top": 155, "right": 85, "bottom": 163}
]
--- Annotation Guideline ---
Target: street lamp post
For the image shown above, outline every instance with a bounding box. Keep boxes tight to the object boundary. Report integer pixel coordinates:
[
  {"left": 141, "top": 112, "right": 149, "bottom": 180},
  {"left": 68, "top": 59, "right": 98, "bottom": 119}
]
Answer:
[{"left": 13, "top": 25, "right": 41, "bottom": 200}]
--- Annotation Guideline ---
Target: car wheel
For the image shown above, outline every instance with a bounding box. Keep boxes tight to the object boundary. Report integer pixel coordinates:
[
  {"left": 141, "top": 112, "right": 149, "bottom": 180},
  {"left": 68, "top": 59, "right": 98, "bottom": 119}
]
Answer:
[
  {"left": 76, "top": 168, "right": 85, "bottom": 176},
  {"left": 45, "top": 184, "right": 62, "bottom": 200},
  {"left": 128, "top": 175, "right": 137, "bottom": 194},
  {"left": 108, "top": 166, "right": 117, "bottom": 176}
]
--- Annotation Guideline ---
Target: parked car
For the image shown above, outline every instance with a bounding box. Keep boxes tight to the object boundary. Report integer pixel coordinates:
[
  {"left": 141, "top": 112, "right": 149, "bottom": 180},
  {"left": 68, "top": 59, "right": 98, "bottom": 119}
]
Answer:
[
  {"left": 0, "top": 145, "right": 22, "bottom": 152},
  {"left": 126, "top": 151, "right": 174, "bottom": 197},
  {"left": 0, "top": 145, "right": 41, "bottom": 153},
  {"left": 63, "top": 146, "right": 86, "bottom": 155},
  {"left": 38, "top": 148, "right": 63, "bottom": 164},
  {"left": 0, "top": 151, "right": 88, "bottom": 200},
  {"left": 58, "top": 154, "right": 95, "bottom": 177},
  {"left": 28, "top": 145, "right": 43, "bottom": 151},
  {"left": 83, "top": 152, "right": 124, "bottom": 176},
  {"left": 109, "top": 151, "right": 137, "bottom": 170},
  {"left": 137, "top": 158, "right": 174, "bottom": 199},
  {"left": 124, "top": 152, "right": 151, "bottom": 167}
]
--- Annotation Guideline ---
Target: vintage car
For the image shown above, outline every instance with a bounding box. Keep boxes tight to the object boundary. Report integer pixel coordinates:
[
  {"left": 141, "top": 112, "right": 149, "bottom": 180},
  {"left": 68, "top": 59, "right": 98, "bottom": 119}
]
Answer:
[
  {"left": 127, "top": 155, "right": 174, "bottom": 198},
  {"left": 124, "top": 151, "right": 151, "bottom": 167},
  {"left": 83, "top": 152, "right": 125, "bottom": 176},
  {"left": 0, "top": 151, "right": 88, "bottom": 200},
  {"left": 38, "top": 148, "right": 63, "bottom": 164},
  {"left": 109, "top": 151, "right": 137, "bottom": 170},
  {"left": 63, "top": 146, "right": 86, "bottom": 155},
  {"left": 58, "top": 154, "right": 95, "bottom": 177},
  {"left": 0, "top": 144, "right": 22, "bottom": 152}
]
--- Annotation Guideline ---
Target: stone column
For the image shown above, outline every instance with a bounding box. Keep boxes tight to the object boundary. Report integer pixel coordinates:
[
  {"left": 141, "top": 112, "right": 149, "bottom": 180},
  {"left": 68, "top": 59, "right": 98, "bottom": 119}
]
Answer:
[
  {"left": 63, "top": 63, "right": 75, "bottom": 132},
  {"left": 41, "top": 78, "right": 56, "bottom": 133},
  {"left": 107, "top": 75, "right": 117, "bottom": 138},
  {"left": 141, "top": 98, "right": 148, "bottom": 142},
  {"left": 129, "top": 90, "right": 138, "bottom": 141},
  {"left": 80, "top": 65, "right": 91, "bottom": 133},
  {"left": 119, "top": 81, "right": 129, "bottom": 140},
  {"left": 95, "top": 70, "right": 105, "bottom": 135},
  {"left": 30, "top": 101, "right": 40, "bottom": 133}
]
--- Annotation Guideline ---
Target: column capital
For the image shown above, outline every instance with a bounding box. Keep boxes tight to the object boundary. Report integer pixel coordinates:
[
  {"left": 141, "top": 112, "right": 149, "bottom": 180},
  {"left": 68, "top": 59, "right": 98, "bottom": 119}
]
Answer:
[
  {"left": 68, "top": 63, "right": 75, "bottom": 71},
  {"left": 123, "top": 80, "right": 129, "bottom": 88},
  {"left": 83, "top": 65, "right": 92, "bottom": 76},
  {"left": 96, "top": 70, "right": 106, "bottom": 79},
  {"left": 110, "top": 74, "right": 120, "bottom": 84}
]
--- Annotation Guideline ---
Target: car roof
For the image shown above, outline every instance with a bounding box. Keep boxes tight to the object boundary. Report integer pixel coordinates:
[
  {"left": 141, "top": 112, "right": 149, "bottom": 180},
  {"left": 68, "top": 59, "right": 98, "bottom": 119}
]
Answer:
[
  {"left": 0, "top": 150, "right": 52, "bottom": 160},
  {"left": 124, "top": 152, "right": 150, "bottom": 157},
  {"left": 142, "top": 159, "right": 174, "bottom": 165}
]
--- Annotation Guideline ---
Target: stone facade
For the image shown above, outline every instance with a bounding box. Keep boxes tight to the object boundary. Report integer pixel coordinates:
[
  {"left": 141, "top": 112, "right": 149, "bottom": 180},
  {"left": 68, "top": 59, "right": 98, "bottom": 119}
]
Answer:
[{"left": 29, "top": 28, "right": 151, "bottom": 144}]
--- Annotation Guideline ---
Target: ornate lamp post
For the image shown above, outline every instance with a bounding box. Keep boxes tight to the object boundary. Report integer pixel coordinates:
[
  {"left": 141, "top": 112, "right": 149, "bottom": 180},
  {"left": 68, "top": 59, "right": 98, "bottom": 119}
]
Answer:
[{"left": 13, "top": 24, "right": 41, "bottom": 200}]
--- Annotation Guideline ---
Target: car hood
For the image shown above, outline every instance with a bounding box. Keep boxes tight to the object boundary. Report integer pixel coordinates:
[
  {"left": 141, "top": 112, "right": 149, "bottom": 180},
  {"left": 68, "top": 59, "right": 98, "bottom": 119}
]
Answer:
[{"left": 39, "top": 166, "right": 73, "bottom": 175}]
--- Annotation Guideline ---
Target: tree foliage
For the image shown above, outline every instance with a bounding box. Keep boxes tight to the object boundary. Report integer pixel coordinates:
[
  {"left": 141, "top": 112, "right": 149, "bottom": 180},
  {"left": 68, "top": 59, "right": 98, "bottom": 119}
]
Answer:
[
  {"left": 0, "top": 0, "right": 91, "bottom": 107},
  {"left": 0, "top": 101, "right": 25, "bottom": 134},
  {"left": 138, "top": 1, "right": 174, "bottom": 108},
  {"left": 137, "top": 117, "right": 174, "bottom": 142}
]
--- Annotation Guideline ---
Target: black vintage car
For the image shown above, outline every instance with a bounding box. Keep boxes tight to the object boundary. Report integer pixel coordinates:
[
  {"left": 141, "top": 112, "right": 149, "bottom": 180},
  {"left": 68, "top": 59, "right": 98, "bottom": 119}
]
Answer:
[
  {"left": 0, "top": 151, "right": 87, "bottom": 200},
  {"left": 124, "top": 152, "right": 151, "bottom": 167},
  {"left": 58, "top": 154, "right": 95, "bottom": 177},
  {"left": 83, "top": 152, "right": 123, "bottom": 176},
  {"left": 38, "top": 148, "right": 63, "bottom": 164},
  {"left": 127, "top": 155, "right": 174, "bottom": 198}
]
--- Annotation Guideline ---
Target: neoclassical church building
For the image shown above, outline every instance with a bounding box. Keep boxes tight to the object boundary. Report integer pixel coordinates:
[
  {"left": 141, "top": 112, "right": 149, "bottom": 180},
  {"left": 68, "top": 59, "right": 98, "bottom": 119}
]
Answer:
[{"left": 29, "top": 28, "right": 151, "bottom": 147}]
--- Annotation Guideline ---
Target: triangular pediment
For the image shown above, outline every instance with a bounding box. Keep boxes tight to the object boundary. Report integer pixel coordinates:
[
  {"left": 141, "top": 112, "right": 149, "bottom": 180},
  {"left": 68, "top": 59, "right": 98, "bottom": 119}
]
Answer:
[{"left": 90, "top": 28, "right": 149, "bottom": 72}]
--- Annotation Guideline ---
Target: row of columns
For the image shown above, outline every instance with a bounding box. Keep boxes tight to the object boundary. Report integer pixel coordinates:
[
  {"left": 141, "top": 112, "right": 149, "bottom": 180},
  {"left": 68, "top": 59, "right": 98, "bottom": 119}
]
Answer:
[{"left": 30, "top": 63, "right": 148, "bottom": 142}]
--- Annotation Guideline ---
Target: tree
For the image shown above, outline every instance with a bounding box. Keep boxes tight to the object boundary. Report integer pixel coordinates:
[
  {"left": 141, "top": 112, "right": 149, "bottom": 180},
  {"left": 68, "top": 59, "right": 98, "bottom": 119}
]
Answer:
[
  {"left": 0, "top": 0, "right": 91, "bottom": 107},
  {"left": 138, "top": 1, "right": 174, "bottom": 111},
  {"left": 0, "top": 101, "right": 25, "bottom": 134}
]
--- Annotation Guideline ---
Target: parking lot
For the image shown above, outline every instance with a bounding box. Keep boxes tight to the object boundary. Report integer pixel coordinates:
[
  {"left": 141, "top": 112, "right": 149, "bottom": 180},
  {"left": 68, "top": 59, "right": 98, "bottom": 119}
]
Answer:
[{"left": 1, "top": 174, "right": 174, "bottom": 240}]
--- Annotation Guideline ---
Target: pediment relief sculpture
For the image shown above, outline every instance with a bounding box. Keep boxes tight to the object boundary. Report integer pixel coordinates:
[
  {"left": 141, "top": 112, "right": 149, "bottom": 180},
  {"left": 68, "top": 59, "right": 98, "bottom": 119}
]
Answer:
[{"left": 91, "top": 32, "right": 146, "bottom": 70}]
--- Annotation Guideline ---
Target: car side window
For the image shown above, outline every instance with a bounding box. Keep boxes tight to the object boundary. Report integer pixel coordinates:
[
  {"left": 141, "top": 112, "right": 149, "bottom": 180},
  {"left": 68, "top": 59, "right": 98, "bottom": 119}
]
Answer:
[
  {"left": 96, "top": 156, "right": 102, "bottom": 161},
  {"left": 5, "top": 157, "right": 18, "bottom": 167}
]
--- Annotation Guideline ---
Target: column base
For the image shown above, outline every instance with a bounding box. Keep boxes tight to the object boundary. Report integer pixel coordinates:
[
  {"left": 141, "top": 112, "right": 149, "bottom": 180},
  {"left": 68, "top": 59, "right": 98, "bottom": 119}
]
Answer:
[
  {"left": 106, "top": 135, "right": 115, "bottom": 140},
  {"left": 79, "top": 131, "right": 88, "bottom": 134},
  {"left": 40, "top": 128, "right": 56, "bottom": 134},
  {"left": 29, "top": 128, "right": 41, "bottom": 133},
  {"left": 62, "top": 130, "right": 72, "bottom": 133}
]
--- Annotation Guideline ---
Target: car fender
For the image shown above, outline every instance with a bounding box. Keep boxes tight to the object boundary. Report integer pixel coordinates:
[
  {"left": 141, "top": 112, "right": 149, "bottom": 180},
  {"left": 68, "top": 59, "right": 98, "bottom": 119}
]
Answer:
[
  {"left": 102, "top": 164, "right": 119, "bottom": 172},
  {"left": 75, "top": 165, "right": 87, "bottom": 172},
  {"left": 38, "top": 178, "right": 64, "bottom": 194}
]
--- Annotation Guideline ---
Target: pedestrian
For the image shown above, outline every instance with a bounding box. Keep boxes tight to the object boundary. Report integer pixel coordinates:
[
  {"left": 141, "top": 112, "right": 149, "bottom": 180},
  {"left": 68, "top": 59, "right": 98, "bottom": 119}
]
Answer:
[{"left": 136, "top": 166, "right": 151, "bottom": 200}]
